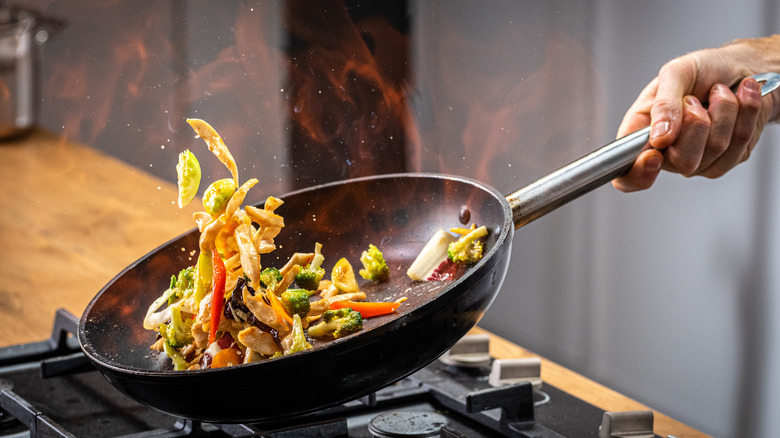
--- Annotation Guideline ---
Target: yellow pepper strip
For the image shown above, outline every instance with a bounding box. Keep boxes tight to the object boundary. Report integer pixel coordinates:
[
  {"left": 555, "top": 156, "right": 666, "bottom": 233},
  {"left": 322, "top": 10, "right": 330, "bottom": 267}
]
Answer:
[{"left": 450, "top": 223, "right": 477, "bottom": 235}]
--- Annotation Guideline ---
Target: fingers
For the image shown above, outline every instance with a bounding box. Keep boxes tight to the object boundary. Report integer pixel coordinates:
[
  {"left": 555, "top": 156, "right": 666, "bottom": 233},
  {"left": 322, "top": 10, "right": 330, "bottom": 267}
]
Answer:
[
  {"left": 611, "top": 148, "right": 664, "bottom": 193},
  {"left": 698, "top": 77, "right": 762, "bottom": 178},
  {"left": 694, "top": 83, "right": 738, "bottom": 172},
  {"left": 646, "top": 61, "right": 697, "bottom": 149},
  {"left": 663, "top": 95, "right": 710, "bottom": 175},
  {"left": 616, "top": 76, "right": 764, "bottom": 192}
]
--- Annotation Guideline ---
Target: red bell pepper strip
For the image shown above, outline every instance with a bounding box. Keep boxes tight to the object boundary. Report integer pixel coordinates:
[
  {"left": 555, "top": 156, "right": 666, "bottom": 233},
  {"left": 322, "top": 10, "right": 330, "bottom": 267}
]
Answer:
[
  {"left": 329, "top": 300, "right": 401, "bottom": 318},
  {"left": 208, "top": 248, "right": 226, "bottom": 345}
]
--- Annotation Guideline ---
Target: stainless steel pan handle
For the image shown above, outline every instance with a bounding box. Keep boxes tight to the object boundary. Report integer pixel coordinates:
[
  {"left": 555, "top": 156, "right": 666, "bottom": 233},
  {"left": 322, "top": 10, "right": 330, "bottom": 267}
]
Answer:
[{"left": 507, "top": 72, "right": 780, "bottom": 228}]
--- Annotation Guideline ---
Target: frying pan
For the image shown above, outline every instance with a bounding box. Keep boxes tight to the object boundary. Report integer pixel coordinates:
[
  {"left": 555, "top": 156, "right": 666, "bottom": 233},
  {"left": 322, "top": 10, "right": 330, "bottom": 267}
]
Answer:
[{"left": 78, "top": 73, "right": 780, "bottom": 423}]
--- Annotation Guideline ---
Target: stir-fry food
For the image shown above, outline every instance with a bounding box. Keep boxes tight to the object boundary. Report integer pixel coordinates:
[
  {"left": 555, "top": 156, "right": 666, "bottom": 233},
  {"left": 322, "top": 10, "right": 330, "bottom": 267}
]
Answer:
[
  {"left": 406, "top": 224, "right": 489, "bottom": 282},
  {"left": 144, "top": 119, "right": 401, "bottom": 370}
]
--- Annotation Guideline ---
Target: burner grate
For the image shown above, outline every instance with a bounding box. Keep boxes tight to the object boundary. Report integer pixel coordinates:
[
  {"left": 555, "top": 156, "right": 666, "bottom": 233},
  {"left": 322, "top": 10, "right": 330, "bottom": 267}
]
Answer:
[{"left": 0, "top": 310, "right": 660, "bottom": 438}]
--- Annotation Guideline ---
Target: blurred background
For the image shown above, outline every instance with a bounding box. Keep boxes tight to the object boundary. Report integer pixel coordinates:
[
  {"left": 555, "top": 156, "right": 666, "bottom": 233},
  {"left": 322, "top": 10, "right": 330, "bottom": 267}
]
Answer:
[{"left": 11, "top": 0, "right": 780, "bottom": 435}]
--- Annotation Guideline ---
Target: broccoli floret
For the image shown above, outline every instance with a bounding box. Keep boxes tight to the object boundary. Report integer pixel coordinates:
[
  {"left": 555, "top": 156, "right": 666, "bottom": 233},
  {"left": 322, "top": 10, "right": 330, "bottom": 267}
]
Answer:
[
  {"left": 168, "top": 266, "right": 196, "bottom": 303},
  {"left": 359, "top": 244, "right": 389, "bottom": 282},
  {"left": 163, "top": 303, "right": 194, "bottom": 348},
  {"left": 295, "top": 242, "right": 325, "bottom": 290},
  {"left": 258, "top": 267, "right": 283, "bottom": 290},
  {"left": 281, "top": 288, "right": 311, "bottom": 318},
  {"left": 307, "top": 307, "right": 363, "bottom": 339},
  {"left": 287, "top": 314, "right": 312, "bottom": 354},
  {"left": 447, "top": 226, "right": 488, "bottom": 265},
  {"left": 295, "top": 266, "right": 325, "bottom": 290},
  {"left": 175, "top": 266, "right": 196, "bottom": 291}
]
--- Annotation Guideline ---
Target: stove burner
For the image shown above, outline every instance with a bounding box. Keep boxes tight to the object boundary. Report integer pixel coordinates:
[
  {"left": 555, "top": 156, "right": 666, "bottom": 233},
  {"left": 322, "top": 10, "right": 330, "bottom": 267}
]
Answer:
[
  {"left": 369, "top": 411, "right": 449, "bottom": 438},
  {"left": 0, "top": 310, "right": 663, "bottom": 437}
]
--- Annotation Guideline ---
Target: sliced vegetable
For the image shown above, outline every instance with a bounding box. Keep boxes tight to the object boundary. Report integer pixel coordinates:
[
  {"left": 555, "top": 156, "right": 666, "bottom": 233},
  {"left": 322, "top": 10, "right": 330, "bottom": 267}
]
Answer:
[
  {"left": 208, "top": 248, "right": 226, "bottom": 344},
  {"left": 406, "top": 229, "right": 457, "bottom": 281},
  {"left": 267, "top": 287, "right": 294, "bottom": 325},
  {"left": 176, "top": 149, "right": 201, "bottom": 208},
  {"left": 215, "top": 219, "right": 240, "bottom": 258},
  {"left": 150, "top": 119, "right": 492, "bottom": 371},
  {"left": 202, "top": 178, "right": 237, "bottom": 216},
  {"left": 329, "top": 300, "right": 400, "bottom": 318},
  {"left": 186, "top": 118, "right": 239, "bottom": 187},
  {"left": 193, "top": 250, "right": 212, "bottom": 308},
  {"left": 234, "top": 222, "right": 261, "bottom": 288},
  {"left": 284, "top": 314, "right": 312, "bottom": 354},
  {"left": 211, "top": 348, "right": 242, "bottom": 368},
  {"left": 332, "top": 257, "right": 360, "bottom": 293},
  {"left": 264, "top": 196, "right": 284, "bottom": 212},
  {"left": 162, "top": 340, "right": 189, "bottom": 370}
]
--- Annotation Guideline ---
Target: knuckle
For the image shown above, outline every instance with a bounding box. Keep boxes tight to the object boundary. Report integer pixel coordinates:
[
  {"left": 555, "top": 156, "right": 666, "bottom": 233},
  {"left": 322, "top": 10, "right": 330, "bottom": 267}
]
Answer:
[
  {"left": 668, "top": 151, "right": 700, "bottom": 176},
  {"left": 731, "top": 128, "right": 754, "bottom": 145},
  {"left": 706, "top": 137, "right": 730, "bottom": 156},
  {"left": 650, "top": 100, "right": 681, "bottom": 121},
  {"left": 710, "top": 88, "right": 739, "bottom": 110}
]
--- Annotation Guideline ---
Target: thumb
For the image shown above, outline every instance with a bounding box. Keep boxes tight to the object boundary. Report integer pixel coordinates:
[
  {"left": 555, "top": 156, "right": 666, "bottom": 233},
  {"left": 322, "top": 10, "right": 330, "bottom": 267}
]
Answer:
[{"left": 648, "top": 66, "right": 692, "bottom": 149}]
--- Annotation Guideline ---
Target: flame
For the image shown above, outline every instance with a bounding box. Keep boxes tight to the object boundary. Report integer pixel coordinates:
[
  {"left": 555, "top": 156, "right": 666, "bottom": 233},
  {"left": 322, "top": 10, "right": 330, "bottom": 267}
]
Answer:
[
  {"left": 32, "top": 1, "right": 597, "bottom": 196},
  {"left": 284, "top": 0, "right": 413, "bottom": 188},
  {"left": 406, "top": 6, "right": 601, "bottom": 189}
]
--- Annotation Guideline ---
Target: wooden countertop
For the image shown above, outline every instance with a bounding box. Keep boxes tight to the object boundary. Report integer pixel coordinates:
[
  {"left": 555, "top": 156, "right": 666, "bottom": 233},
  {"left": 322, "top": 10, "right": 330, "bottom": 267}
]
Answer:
[{"left": 0, "top": 130, "right": 708, "bottom": 437}]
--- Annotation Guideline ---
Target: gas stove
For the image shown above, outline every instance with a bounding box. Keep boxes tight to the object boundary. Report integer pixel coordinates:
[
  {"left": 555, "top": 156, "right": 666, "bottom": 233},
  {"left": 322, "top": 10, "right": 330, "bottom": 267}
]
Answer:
[{"left": 0, "top": 310, "right": 661, "bottom": 438}]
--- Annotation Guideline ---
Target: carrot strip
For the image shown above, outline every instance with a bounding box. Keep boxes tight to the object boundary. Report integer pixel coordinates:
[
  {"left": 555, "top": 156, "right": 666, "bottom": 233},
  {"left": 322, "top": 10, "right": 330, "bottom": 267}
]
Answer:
[
  {"left": 329, "top": 300, "right": 400, "bottom": 318},
  {"left": 267, "top": 288, "right": 294, "bottom": 325}
]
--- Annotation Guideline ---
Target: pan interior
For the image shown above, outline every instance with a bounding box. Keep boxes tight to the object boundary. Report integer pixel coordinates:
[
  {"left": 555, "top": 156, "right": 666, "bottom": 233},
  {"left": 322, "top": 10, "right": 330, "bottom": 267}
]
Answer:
[{"left": 79, "top": 173, "right": 512, "bottom": 373}]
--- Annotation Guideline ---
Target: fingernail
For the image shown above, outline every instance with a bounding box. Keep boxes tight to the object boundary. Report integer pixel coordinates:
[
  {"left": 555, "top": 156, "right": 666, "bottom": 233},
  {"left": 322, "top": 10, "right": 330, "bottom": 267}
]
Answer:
[
  {"left": 645, "top": 154, "right": 663, "bottom": 173},
  {"left": 650, "top": 121, "right": 670, "bottom": 141},
  {"left": 745, "top": 78, "right": 760, "bottom": 93},
  {"left": 685, "top": 96, "right": 700, "bottom": 107},
  {"left": 713, "top": 83, "right": 730, "bottom": 94}
]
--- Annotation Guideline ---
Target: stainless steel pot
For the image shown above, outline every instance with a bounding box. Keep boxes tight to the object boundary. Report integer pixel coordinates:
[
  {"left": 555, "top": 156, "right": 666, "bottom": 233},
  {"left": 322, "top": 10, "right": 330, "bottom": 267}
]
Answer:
[{"left": 0, "top": 7, "right": 61, "bottom": 139}]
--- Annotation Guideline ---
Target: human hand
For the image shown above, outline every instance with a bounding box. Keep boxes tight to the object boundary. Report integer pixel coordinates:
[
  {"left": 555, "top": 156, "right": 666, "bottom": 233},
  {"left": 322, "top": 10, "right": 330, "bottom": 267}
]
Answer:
[{"left": 612, "top": 36, "right": 780, "bottom": 192}]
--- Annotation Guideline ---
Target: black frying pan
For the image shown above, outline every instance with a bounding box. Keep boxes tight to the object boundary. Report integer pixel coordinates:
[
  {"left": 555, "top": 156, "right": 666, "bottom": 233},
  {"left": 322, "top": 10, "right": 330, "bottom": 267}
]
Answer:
[{"left": 78, "top": 73, "right": 780, "bottom": 423}]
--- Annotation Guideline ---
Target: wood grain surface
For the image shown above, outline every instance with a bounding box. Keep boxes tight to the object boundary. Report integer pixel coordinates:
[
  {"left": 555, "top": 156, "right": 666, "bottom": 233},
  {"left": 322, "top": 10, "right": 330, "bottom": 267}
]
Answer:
[{"left": 0, "top": 130, "right": 708, "bottom": 437}]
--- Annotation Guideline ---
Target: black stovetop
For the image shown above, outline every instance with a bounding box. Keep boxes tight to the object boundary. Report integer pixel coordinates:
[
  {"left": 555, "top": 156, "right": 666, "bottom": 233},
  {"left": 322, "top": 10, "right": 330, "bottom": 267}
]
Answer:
[{"left": 0, "top": 309, "right": 660, "bottom": 438}]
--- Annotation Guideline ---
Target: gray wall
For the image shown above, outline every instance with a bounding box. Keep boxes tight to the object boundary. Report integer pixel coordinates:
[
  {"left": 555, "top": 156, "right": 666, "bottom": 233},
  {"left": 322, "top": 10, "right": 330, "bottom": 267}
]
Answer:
[
  {"left": 22, "top": 1, "right": 780, "bottom": 436},
  {"left": 423, "top": 1, "right": 777, "bottom": 436}
]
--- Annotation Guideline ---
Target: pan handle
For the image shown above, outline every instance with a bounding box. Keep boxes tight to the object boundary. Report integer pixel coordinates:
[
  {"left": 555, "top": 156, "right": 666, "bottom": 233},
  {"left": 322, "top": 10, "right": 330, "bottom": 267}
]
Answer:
[{"left": 506, "top": 72, "right": 780, "bottom": 229}]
